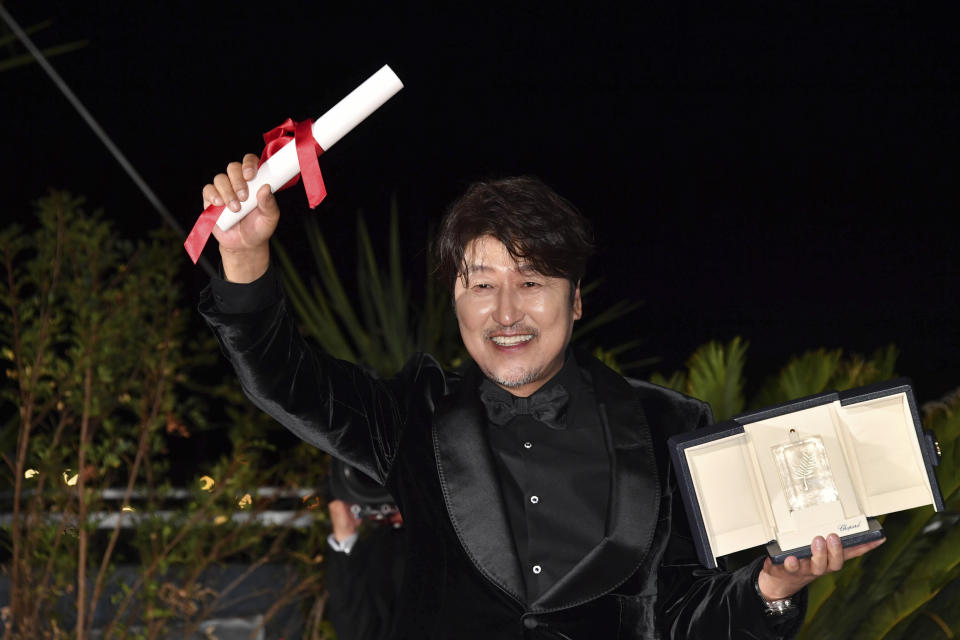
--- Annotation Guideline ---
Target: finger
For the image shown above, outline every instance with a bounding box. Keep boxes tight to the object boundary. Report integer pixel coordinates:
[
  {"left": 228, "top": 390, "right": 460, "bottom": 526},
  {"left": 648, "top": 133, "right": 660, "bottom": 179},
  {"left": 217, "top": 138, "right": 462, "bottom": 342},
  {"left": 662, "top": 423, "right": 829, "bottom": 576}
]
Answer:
[
  {"left": 809, "top": 536, "right": 828, "bottom": 575},
  {"left": 242, "top": 153, "right": 259, "bottom": 180},
  {"left": 226, "top": 162, "right": 248, "bottom": 202},
  {"left": 782, "top": 555, "right": 801, "bottom": 574},
  {"left": 826, "top": 533, "right": 844, "bottom": 572},
  {"left": 255, "top": 184, "right": 279, "bottom": 218},
  {"left": 202, "top": 184, "right": 224, "bottom": 208},
  {"left": 213, "top": 173, "right": 241, "bottom": 212},
  {"left": 843, "top": 537, "right": 886, "bottom": 561}
]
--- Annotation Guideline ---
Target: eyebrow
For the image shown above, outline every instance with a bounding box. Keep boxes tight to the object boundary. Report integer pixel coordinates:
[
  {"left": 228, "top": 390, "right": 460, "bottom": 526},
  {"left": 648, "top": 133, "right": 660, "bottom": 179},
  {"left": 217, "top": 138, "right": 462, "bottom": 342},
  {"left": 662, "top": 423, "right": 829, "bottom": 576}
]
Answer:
[
  {"left": 463, "top": 263, "right": 537, "bottom": 275},
  {"left": 464, "top": 264, "right": 492, "bottom": 275}
]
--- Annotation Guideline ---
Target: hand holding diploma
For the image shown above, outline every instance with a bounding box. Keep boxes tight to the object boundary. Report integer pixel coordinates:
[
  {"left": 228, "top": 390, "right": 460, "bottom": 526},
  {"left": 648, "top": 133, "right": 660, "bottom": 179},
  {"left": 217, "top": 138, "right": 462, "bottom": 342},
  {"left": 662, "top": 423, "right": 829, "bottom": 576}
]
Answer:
[
  {"left": 186, "top": 65, "right": 403, "bottom": 271},
  {"left": 202, "top": 155, "right": 279, "bottom": 283}
]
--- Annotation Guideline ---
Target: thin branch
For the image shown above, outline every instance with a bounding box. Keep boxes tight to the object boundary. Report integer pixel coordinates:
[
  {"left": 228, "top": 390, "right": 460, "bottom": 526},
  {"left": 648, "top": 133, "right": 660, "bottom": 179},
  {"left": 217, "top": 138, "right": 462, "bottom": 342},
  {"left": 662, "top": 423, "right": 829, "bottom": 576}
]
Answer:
[
  {"left": 5, "top": 193, "right": 64, "bottom": 635},
  {"left": 76, "top": 361, "right": 94, "bottom": 640},
  {"left": 85, "top": 305, "right": 175, "bottom": 635}
]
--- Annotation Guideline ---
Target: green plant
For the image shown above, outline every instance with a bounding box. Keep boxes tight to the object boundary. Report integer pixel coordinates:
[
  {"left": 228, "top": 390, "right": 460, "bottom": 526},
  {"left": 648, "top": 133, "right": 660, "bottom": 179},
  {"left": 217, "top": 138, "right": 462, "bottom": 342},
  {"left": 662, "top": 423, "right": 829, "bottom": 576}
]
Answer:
[
  {"left": 650, "top": 338, "right": 898, "bottom": 422},
  {"left": 0, "top": 193, "right": 330, "bottom": 639},
  {"left": 650, "top": 337, "right": 750, "bottom": 421},
  {"left": 273, "top": 200, "right": 465, "bottom": 375}
]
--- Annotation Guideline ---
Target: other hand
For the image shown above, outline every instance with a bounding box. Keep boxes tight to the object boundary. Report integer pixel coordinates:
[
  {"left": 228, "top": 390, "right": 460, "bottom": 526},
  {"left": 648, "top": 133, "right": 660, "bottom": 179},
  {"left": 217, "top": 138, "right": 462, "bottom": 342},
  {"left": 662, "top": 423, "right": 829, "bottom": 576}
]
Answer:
[
  {"left": 328, "top": 499, "right": 361, "bottom": 543},
  {"left": 757, "top": 533, "right": 886, "bottom": 600}
]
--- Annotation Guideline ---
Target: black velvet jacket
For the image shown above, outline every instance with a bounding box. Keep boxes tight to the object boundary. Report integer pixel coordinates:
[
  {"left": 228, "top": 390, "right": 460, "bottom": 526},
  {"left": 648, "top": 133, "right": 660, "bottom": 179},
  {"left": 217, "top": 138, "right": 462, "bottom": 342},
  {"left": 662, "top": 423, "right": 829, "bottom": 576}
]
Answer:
[{"left": 199, "top": 274, "right": 804, "bottom": 639}]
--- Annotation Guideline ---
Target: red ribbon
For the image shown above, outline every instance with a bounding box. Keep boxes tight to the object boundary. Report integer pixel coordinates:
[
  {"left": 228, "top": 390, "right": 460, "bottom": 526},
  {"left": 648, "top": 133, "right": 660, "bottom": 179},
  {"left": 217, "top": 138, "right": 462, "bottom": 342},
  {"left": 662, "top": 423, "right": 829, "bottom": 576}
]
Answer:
[{"left": 183, "top": 118, "right": 327, "bottom": 264}]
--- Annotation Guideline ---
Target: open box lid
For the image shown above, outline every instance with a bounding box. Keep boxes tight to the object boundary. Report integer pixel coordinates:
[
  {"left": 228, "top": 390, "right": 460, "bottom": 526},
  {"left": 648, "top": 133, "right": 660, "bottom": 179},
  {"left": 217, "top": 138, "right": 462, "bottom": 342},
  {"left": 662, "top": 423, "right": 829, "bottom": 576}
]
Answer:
[{"left": 667, "top": 378, "right": 944, "bottom": 569}]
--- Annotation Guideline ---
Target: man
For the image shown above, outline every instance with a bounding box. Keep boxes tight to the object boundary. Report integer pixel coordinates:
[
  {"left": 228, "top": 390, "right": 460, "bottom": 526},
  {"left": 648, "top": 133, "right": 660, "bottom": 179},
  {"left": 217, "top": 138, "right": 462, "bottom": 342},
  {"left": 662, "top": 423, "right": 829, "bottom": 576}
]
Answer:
[{"left": 199, "top": 155, "right": 883, "bottom": 638}]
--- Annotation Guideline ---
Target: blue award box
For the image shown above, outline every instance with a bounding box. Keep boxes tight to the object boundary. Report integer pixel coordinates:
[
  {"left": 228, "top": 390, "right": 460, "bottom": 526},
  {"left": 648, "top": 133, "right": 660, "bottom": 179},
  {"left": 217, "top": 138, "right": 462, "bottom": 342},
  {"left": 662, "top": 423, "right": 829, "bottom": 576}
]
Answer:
[{"left": 668, "top": 378, "right": 944, "bottom": 569}]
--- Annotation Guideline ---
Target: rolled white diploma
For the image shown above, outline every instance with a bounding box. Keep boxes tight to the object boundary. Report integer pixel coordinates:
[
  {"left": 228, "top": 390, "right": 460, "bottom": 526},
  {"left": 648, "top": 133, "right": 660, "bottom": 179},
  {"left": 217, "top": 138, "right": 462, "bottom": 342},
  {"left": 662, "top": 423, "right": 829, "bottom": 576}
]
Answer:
[{"left": 215, "top": 65, "right": 403, "bottom": 231}]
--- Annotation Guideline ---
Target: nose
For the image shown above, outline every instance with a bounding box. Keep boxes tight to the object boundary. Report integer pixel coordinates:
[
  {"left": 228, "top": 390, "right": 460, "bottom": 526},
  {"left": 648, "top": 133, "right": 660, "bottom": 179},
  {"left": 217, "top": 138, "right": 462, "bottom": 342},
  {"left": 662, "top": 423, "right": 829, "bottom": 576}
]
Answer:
[{"left": 492, "top": 286, "right": 524, "bottom": 327}]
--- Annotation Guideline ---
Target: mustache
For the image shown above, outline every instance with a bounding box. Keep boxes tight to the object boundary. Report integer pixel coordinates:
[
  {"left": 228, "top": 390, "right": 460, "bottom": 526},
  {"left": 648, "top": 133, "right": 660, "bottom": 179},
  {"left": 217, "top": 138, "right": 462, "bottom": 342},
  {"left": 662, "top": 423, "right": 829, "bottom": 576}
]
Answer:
[{"left": 483, "top": 324, "right": 539, "bottom": 340}]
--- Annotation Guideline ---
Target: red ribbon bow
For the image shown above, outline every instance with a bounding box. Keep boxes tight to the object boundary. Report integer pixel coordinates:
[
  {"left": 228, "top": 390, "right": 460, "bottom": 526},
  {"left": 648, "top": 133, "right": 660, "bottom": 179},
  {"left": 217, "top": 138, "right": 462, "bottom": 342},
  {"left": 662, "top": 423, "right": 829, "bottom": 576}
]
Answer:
[{"left": 183, "top": 118, "right": 327, "bottom": 264}]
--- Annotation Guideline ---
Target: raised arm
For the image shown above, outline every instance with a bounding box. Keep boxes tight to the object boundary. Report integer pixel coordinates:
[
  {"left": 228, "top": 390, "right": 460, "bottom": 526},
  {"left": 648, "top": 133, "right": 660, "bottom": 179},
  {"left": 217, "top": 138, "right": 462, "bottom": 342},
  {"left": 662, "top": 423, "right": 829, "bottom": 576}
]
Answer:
[{"left": 198, "top": 155, "right": 419, "bottom": 484}]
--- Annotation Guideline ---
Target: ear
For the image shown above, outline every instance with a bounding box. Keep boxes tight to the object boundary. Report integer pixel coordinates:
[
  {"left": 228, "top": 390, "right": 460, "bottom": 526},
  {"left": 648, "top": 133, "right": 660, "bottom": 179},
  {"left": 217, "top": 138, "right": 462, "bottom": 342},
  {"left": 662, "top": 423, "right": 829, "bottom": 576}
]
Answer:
[{"left": 572, "top": 281, "right": 583, "bottom": 321}]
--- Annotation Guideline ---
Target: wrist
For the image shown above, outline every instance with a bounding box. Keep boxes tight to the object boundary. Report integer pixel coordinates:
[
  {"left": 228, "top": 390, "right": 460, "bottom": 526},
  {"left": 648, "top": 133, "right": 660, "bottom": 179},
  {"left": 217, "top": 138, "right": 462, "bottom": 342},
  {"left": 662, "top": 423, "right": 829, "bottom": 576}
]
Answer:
[
  {"left": 755, "top": 576, "right": 796, "bottom": 616},
  {"left": 757, "top": 568, "right": 795, "bottom": 601},
  {"left": 327, "top": 532, "right": 358, "bottom": 554},
  {"left": 220, "top": 246, "right": 270, "bottom": 283},
  {"left": 332, "top": 524, "right": 359, "bottom": 542}
]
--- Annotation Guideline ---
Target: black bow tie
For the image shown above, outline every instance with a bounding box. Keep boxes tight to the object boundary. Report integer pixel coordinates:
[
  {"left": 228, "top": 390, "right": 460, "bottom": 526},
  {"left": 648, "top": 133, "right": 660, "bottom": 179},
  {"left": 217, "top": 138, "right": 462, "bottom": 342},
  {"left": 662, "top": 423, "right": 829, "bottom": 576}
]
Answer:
[{"left": 478, "top": 379, "right": 569, "bottom": 430}]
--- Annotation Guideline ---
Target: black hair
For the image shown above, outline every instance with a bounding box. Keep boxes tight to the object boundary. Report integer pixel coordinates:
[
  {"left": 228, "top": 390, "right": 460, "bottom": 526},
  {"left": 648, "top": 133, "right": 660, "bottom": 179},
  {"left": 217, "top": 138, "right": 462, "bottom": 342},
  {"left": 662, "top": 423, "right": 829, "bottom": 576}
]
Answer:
[{"left": 435, "top": 176, "right": 595, "bottom": 290}]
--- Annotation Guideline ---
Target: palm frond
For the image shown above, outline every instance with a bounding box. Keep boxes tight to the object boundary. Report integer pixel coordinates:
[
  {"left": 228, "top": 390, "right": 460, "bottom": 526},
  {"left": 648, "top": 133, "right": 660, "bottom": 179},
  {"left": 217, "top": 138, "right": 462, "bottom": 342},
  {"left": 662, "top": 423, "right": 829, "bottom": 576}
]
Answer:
[
  {"left": 777, "top": 348, "right": 842, "bottom": 399},
  {"left": 648, "top": 371, "right": 687, "bottom": 393},
  {"left": 852, "top": 523, "right": 960, "bottom": 639},
  {"left": 271, "top": 235, "right": 356, "bottom": 362},
  {"left": 684, "top": 337, "right": 748, "bottom": 421}
]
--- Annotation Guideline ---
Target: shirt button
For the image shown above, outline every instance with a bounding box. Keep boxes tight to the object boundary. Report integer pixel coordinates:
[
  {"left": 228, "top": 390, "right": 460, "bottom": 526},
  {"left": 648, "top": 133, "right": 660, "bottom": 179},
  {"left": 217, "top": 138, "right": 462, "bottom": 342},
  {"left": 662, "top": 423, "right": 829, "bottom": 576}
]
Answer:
[
  {"left": 523, "top": 441, "right": 533, "bottom": 449},
  {"left": 529, "top": 495, "right": 539, "bottom": 504},
  {"left": 532, "top": 564, "right": 542, "bottom": 575}
]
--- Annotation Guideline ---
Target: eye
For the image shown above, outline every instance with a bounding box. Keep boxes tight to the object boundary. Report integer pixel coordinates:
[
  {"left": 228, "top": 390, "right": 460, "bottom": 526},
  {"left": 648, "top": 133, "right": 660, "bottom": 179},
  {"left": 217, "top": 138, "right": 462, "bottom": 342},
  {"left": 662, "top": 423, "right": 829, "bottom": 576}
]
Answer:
[{"left": 522, "top": 281, "right": 541, "bottom": 288}]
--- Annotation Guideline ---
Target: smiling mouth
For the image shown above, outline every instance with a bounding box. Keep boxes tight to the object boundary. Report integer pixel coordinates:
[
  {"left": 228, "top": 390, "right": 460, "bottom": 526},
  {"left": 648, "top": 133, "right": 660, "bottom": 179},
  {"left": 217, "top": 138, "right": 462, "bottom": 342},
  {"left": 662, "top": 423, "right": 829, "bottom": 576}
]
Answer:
[{"left": 490, "top": 334, "right": 534, "bottom": 347}]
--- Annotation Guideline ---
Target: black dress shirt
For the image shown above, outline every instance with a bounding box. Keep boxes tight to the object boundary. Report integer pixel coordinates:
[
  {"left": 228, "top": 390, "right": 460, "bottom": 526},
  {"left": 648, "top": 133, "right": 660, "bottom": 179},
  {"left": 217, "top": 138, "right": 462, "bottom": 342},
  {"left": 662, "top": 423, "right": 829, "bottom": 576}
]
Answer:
[{"left": 480, "top": 351, "right": 611, "bottom": 602}]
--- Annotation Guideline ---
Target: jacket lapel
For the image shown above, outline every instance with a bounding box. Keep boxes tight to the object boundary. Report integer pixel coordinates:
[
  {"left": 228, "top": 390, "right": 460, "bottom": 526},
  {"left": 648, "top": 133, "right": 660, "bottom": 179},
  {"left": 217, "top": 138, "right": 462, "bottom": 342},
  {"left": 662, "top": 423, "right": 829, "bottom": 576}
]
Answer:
[
  {"left": 432, "top": 355, "right": 663, "bottom": 611},
  {"left": 531, "top": 353, "right": 662, "bottom": 611},
  {"left": 433, "top": 365, "right": 526, "bottom": 603}
]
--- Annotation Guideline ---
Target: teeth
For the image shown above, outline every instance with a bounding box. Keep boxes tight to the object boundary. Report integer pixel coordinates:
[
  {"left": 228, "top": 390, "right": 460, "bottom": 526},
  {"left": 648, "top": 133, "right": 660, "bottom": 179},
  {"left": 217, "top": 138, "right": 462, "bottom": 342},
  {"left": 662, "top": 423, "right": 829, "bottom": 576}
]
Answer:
[{"left": 491, "top": 335, "right": 533, "bottom": 346}]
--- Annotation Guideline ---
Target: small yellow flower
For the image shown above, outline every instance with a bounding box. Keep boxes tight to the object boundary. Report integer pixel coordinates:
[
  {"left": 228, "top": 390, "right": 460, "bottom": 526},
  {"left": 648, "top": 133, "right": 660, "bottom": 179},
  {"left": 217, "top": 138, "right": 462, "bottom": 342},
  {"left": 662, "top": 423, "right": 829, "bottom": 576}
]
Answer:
[
  {"left": 237, "top": 494, "right": 252, "bottom": 509},
  {"left": 122, "top": 505, "right": 135, "bottom": 512},
  {"left": 199, "top": 475, "right": 215, "bottom": 492},
  {"left": 24, "top": 469, "right": 39, "bottom": 479},
  {"left": 63, "top": 471, "right": 78, "bottom": 486},
  {"left": 213, "top": 515, "right": 228, "bottom": 526}
]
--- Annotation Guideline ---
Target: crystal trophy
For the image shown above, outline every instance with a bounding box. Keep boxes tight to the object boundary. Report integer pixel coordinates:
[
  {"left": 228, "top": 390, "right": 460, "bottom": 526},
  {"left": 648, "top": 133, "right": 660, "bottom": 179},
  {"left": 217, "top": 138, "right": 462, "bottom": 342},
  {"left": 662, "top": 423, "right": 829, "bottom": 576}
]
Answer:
[{"left": 772, "top": 429, "right": 839, "bottom": 511}]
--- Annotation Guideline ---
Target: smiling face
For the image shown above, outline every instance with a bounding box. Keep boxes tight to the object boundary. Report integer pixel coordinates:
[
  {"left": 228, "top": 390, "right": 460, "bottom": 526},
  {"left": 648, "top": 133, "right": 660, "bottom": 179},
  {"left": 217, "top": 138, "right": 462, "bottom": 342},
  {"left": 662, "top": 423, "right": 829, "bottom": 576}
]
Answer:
[{"left": 454, "top": 235, "right": 582, "bottom": 397}]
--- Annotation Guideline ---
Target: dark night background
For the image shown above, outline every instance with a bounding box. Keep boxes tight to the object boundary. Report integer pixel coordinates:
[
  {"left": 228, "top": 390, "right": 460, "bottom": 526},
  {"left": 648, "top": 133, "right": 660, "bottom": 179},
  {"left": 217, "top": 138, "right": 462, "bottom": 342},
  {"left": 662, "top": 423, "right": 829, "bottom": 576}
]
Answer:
[{"left": 2, "top": 1, "right": 957, "bottom": 401}]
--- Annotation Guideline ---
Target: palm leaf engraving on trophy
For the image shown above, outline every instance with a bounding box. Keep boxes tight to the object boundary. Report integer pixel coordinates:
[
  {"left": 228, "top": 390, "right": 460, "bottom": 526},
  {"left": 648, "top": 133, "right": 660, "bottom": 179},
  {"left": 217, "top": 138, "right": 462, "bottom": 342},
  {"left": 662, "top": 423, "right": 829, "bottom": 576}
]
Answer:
[{"left": 791, "top": 450, "right": 818, "bottom": 491}]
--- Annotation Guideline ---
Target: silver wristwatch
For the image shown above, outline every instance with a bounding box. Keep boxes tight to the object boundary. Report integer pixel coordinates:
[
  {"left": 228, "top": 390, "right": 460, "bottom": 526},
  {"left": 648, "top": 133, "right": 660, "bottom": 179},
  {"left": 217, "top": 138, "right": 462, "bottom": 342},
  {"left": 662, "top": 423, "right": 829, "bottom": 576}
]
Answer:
[{"left": 755, "top": 578, "right": 795, "bottom": 616}]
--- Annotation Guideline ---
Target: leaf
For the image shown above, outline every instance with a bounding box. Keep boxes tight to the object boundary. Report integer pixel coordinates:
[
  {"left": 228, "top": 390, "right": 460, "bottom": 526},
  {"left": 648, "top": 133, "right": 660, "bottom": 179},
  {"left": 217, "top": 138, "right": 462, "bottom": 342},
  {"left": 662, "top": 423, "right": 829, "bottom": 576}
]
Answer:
[
  {"left": 777, "top": 348, "right": 842, "bottom": 399},
  {"left": 684, "top": 337, "right": 748, "bottom": 421},
  {"left": 791, "top": 450, "right": 817, "bottom": 490},
  {"left": 649, "top": 371, "right": 687, "bottom": 393}
]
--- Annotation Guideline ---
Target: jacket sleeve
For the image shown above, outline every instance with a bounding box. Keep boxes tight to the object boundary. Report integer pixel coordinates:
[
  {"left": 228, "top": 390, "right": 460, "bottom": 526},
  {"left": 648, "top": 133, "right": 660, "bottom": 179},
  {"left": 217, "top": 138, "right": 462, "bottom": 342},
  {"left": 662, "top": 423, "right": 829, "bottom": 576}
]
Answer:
[
  {"left": 198, "top": 265, "right": 432, "bottom": 484},
  {"left": 655, "top": 398, "right": 806, "bottom": 640}
]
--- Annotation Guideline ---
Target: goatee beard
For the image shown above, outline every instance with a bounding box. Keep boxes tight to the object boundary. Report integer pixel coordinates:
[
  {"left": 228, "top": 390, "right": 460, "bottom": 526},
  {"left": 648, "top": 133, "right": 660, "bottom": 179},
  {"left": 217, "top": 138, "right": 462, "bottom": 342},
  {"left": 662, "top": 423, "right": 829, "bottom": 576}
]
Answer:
[{"left": 484, "top": 366, "right": 545, "bottom": 390}]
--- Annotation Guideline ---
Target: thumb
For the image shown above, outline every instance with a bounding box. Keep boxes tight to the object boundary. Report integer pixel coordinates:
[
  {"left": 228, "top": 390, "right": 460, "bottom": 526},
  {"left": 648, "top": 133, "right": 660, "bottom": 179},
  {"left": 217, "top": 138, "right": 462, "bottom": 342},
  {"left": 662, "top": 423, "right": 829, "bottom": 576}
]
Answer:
[{"left": 256, "top": 184, "right": 280, "bottom": 219}]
